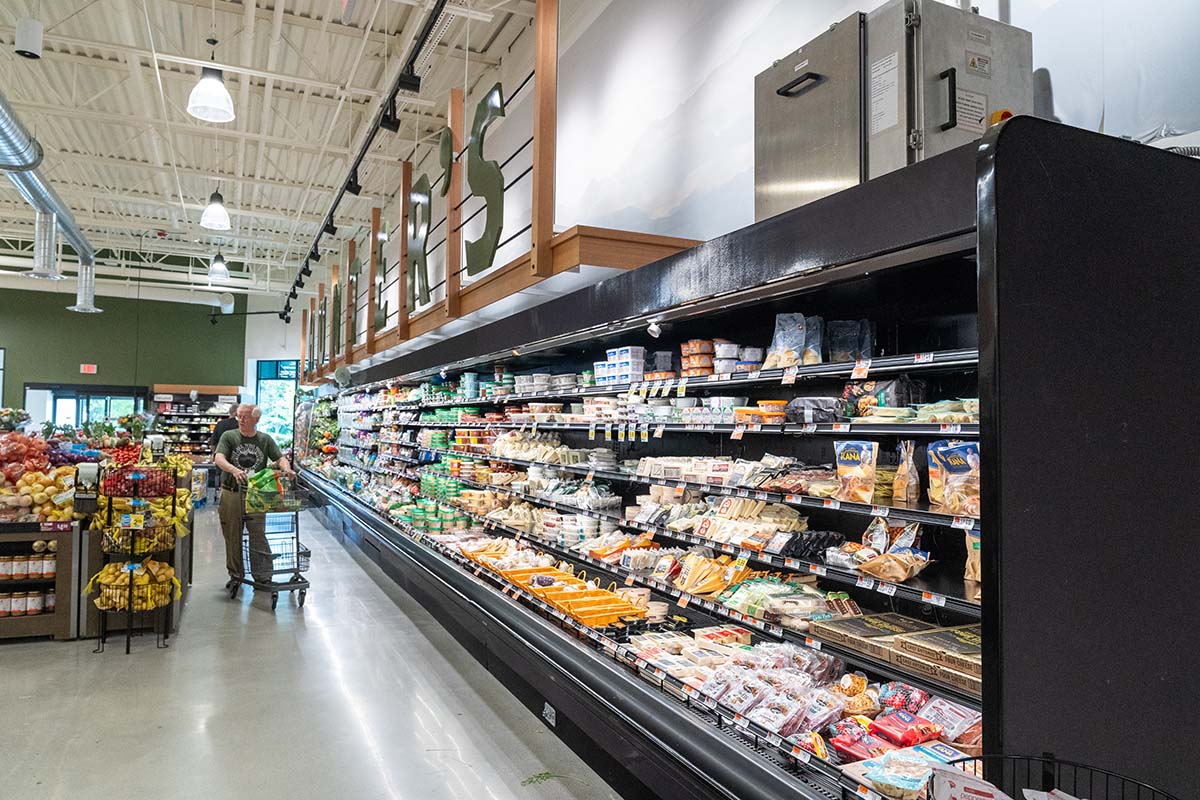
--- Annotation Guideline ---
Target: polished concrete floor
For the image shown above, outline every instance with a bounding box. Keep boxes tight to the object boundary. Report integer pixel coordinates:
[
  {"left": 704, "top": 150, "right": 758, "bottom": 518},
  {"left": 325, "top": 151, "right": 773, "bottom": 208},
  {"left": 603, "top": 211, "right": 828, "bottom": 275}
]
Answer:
[{"left": 0, "top": 507, "right": 623, "bottom": 800}]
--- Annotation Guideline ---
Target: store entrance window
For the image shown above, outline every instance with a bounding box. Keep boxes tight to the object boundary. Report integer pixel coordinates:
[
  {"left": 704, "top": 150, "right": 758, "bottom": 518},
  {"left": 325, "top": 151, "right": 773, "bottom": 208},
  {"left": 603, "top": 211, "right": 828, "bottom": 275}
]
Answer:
[
  {"left": 255, "top": 360, "right": 299, "bottom": 450},
  {"left": 24, "top": 384, "right": 148, "bottom": 431}
]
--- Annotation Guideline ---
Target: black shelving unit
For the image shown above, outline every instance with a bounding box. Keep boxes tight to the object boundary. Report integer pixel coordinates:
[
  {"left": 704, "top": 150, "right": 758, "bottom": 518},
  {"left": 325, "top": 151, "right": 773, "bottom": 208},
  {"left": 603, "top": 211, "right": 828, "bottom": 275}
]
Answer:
[{"left": 302, "top": 119, "right": 1195, "bottom": 800}]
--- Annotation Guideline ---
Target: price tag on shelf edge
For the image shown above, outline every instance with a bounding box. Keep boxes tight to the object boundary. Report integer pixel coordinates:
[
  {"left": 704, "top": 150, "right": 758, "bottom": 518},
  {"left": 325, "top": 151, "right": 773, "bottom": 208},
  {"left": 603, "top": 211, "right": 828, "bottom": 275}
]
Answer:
[
  {"left": 822, "top": 498, "right": 841, "bottom": 510},
  {"left": 952, "top": 516, "right": 976, "bottom": 530},
  {"left": 782, "top": 367, "right": 798, "bottom": 385},
  {"left": 851, "top": 359, "right": 872, "bottom": 379},
  {"left": 676, "top": 379, "right": 687, "bottom": 397},
  {"left": 808, "top": 564, "right": 827, "bottom": 577},
  {"left": 921, "top": 591, "right": 947, "bottom": 607},
  {"left": 588, "top": 423, "right": 597, "bottom": 441},
  {"left": 870, "top": 505, "right": 890, "bottom": 518},
  {"left": 804, "top": 637, "right": 822, "bottom": 651},
  {"left": 730, "top": 425, "right": 746, "bottom": 441},
  {"left": 677, "top": 594, "right": 690, "bottom": 609},
  {"left": 914, "top": 352, "right": 935, "bottom": 364},
  {"left": 617, "top": 424, "right": 626, "bottom": 442},
  {"left": 877, "top": 582, "right": 897, "bottom": 596},
  {"left": 624, "top": 574, "right": 635, "bottom": 587},
  {"left": 790, "top": 745, "right": 811, "bottom": 764},
  {"left": 604, "top": 424, "right": 613, "bottom": 441},
  {"left": 653, "top": 424, "right": 665, "bottom": 439},
  {"left": 940, "top": 423, "right": 963, "bottom": 434},
  {"left": 855, "top": 575, "right": 875, "bottom": 590},
  {"left": 640, "top": 425, "right": 650, "bottom": 443}
]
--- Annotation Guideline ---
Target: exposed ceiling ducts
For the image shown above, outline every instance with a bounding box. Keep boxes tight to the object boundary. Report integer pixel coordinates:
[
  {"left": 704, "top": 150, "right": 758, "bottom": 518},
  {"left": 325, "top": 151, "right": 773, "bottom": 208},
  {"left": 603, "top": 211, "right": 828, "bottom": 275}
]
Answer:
[{"left": 0, "top": 89, "right": 98, "bottom": 308}]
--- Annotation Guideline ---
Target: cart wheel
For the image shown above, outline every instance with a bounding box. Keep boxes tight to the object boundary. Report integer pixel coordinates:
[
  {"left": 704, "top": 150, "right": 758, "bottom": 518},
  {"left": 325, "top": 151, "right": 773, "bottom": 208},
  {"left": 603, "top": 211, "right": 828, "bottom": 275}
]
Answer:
[
  {"left": 298, "top": 589, "right": 306, "bottom": 607},
  {"left": 271, "top": 592, "right": 279, "bottom": 610}
]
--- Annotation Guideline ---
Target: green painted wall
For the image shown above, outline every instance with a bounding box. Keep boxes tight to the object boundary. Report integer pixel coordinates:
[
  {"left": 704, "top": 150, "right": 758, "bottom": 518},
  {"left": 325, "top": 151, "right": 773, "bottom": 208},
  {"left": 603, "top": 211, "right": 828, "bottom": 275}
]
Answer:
[{"left": 0, "top": 288, "right": 246, "bottom": 408}]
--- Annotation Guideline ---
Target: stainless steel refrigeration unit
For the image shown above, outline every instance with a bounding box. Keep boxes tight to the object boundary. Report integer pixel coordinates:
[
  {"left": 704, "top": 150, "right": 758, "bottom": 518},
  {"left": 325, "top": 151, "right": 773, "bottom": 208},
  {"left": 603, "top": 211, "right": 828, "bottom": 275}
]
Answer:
[{"left": 754, "top": 0, "right": 1033, "bottom": 219}]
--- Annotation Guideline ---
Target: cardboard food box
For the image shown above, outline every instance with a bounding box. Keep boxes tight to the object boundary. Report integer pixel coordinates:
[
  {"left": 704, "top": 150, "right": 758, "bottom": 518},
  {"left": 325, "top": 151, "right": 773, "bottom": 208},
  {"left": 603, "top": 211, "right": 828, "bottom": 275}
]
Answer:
[
  {"left": 808, "top": 613, "right": 937, "bottom": 660},
  {"left": 888, "top": 649, "right": 982, "bottom": 699},
  {"left": 894, "top": 624, "right": 982, "bottom": 676}
]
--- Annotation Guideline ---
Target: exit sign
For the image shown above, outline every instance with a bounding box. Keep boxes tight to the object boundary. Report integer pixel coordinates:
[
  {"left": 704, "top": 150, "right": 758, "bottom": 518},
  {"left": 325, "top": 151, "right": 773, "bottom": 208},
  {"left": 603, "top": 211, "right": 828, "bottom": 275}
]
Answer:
[{"left": 80, "top": 363, "right": 97, "bottom": 375}]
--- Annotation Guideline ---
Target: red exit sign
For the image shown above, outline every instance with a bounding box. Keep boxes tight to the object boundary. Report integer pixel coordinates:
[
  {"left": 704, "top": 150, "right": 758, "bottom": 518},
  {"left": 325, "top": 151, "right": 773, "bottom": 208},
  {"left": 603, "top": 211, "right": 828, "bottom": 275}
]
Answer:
[{"left": 80, "top": 363, "right": 97, "bottom": 375}]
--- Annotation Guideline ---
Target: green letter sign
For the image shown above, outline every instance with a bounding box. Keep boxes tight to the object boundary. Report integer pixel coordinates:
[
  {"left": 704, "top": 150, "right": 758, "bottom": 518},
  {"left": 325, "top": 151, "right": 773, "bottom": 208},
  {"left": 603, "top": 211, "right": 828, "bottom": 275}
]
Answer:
[
  {"left": 438, "top": 127, "right": 454, "bottom": 198},
  {"left": 330, "top": 282, "right": 342, "bottom": 355},
  {"left": 408, "top": 173, "right": 432, "bottom": 308},
  {"left": 465, "top": 83, "right": 506, "bottom": 276}
]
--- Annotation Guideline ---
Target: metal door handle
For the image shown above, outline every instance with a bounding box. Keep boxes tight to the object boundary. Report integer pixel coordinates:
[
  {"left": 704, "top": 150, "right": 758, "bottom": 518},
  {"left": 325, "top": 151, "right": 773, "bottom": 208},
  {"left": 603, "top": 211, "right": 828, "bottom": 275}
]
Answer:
[
  {"left": 939, "top": 67, "right": 957, "bottom": 131},
  {"left": 776, "top": 71, "right": 822, "bottom": 97}
]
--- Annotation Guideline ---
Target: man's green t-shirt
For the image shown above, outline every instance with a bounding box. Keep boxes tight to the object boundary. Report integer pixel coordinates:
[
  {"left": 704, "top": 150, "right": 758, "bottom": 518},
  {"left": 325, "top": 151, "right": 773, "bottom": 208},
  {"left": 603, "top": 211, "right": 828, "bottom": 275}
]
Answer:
[{"left": 217, "top": 429, "right": 283, "bottom": 491}]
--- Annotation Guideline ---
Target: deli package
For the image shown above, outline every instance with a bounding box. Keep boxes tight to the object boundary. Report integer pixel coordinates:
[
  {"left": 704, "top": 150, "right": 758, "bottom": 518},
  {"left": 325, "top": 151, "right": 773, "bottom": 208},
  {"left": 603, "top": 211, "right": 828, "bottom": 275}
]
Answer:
[
  {"left": 927, "top": 440, "right": 980, "bottom": 516},
  {"left": 835, "top": 441, "right": 878, "bottom": 503}
]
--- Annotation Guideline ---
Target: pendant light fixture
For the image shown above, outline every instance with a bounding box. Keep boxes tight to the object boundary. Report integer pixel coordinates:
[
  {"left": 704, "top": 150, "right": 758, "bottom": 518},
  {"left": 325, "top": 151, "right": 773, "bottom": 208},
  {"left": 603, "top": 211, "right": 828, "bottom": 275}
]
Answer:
[
  {"left": 200, "top": 189, "right": 231, "bottom": 230},
  {"left": 209, "top": 250, "right": 229, "bottom": 281},
  {"left": 187, "top": 6, "right": 234, "bottom": 124}
]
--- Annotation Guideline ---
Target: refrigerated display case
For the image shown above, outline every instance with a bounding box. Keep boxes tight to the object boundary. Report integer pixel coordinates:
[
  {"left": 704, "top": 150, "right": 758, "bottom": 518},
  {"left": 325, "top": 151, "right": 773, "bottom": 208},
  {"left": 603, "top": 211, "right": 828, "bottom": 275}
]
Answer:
[{"left": 301, "top": 118, "right": 1197, "bottom": 800}]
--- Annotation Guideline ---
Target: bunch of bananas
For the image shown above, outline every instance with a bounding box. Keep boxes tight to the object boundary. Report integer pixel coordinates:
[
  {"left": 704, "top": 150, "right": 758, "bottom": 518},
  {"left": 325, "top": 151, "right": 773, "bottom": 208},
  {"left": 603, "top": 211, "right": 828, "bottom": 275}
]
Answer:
[
  {"left": 87, "top": 559, "right": 180, "bottom": 612},
  {"left": 90, "top": 488, "right": 193, "bottom": 538},
  {"left": 157, "top": 453, "right": 194, "bottom": 474}
]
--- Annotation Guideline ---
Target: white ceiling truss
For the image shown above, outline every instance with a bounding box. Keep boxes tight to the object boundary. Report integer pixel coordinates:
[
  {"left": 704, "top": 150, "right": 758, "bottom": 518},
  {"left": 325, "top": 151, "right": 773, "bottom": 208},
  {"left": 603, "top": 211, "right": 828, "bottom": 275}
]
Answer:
[{"left": 0, "top": 0, "right": 533, "bottom": 300}]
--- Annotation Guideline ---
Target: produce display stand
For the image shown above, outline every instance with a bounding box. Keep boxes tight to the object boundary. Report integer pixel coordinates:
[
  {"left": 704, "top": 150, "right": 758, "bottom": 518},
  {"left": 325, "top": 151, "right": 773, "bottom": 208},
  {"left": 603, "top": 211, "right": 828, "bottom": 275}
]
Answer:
[
  {"left": 229, "top": 473, "right": 311, "bottom": 610},
  {"left": 304, "top": 118, "right": 1196, "bottom": 800},
  {"left": 89, "top": 466, "right": 179, "bottom": 654},
  {"left": 0, "top": 521, "right": 77, "bottom": 641}
]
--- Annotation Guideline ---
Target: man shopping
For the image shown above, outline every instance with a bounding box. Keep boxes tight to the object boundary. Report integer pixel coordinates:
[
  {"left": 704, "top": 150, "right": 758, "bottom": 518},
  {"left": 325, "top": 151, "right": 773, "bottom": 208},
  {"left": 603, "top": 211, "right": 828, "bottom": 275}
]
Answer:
[{"left": 214, "top": 404, "right": 296, "bottom": 589}]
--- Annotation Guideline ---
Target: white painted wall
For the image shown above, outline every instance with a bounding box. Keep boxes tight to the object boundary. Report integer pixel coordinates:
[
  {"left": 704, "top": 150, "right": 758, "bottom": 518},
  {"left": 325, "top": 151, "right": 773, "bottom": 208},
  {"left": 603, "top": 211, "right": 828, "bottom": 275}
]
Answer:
[
  {"left": 242, "top": 293, "right": 297, "bottom": 402},
  {"left": 552, "top": 0, "right": 1200, "bottom": 242}
]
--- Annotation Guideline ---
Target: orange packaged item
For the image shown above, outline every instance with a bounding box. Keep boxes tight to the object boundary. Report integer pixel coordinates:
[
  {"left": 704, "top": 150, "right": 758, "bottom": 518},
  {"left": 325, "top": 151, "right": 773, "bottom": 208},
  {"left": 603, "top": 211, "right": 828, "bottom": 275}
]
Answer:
[
  {"left": 682, "top": 368, "right": 714, "bottom": 378},
  {"left": 757, "top": 400, "right": 788, "bottom": 411},
  {"left": 733, "top": 407, "right": 765, "bottom": 424},
  {"left": 760, "top": 411, "right": 786, "bottom": 425}
]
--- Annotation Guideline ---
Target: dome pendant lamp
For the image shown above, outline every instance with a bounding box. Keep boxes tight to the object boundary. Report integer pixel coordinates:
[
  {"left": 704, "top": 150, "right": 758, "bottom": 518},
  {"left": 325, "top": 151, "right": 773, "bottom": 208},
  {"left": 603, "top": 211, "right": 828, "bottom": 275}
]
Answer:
[
  {"left": 209, "top": 250, "right": 230, "bottom": 282},
  {"left": 187, "top": 37, "right": 235, "bottom": 123},
  {"left": 201, "top": 189, "right": 231, "bottom": 231}
]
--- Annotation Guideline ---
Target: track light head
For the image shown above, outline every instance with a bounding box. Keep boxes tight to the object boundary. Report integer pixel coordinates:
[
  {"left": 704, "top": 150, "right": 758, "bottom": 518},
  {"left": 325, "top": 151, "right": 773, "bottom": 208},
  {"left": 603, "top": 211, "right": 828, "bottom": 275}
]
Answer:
[
  {"left": 323, "top": 221, "right": 337, "bottom": 236},
  {"left": 300, "top": 262, "right": 313, "bottom": 277},
  {"left": 288, "top": 287, "right": 297, "bottom": 300},
  {"left": 346, "top": 171, "right": 362, "bottom": 196},
  {"left": 278, "top": 311, "right": 287, "bottom": 321},
  {"left": 647, "top": 321, "right": 662, "bottom": 339},
  {"left": 309, "top": 248, "right": 320, "bottom": 263},
  {"left": 379, "top": 99, "right": 401, "bottom": 132}
]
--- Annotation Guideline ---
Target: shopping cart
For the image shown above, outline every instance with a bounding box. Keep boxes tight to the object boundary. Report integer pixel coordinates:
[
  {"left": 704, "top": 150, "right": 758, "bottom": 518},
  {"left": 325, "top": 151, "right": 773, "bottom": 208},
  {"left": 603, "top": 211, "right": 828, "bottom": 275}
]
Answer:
[
  {"left": 230, "top": 473, "right": 312, "bottom": 610},
  {"left": 930, "top": 755, "right": 1182, "bottom": 800}
]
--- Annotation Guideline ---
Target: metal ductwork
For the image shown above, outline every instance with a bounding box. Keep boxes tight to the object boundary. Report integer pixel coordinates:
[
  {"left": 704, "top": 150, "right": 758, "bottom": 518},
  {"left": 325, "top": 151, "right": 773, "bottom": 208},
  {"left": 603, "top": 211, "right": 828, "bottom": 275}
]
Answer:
[
  {"left": 67, "top": 258, "right": 101, "bottom": 313},
  {"left": 30, "top": 210, "right": 63, "bottom": 279},
  {"left": 0, "top": 89, "right": 99, "bottom": 308}
]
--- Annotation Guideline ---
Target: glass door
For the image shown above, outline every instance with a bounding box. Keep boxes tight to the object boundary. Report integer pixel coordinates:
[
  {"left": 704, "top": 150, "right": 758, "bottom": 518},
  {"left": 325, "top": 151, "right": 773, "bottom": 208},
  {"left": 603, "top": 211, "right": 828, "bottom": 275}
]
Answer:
[{"left": 256, "top": 360, "right": 299, "bottom": 450}]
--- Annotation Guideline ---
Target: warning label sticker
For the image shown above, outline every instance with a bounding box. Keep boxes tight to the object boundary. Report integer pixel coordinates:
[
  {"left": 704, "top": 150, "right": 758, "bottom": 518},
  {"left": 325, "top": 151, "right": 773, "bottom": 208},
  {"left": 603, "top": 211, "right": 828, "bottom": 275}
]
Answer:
[{"left": 966, "top": 50, "right": 992, "bottom": 79}]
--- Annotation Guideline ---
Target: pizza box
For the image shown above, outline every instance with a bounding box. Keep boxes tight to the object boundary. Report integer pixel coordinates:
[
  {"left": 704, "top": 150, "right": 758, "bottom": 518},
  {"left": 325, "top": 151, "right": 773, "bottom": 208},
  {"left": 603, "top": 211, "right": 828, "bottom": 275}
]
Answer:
[
  {"left": 809, "top": 614, "right": 937, "bottom": 660},
  {"left": 894, "top": 624, "right": 982, "bottom": 676}
]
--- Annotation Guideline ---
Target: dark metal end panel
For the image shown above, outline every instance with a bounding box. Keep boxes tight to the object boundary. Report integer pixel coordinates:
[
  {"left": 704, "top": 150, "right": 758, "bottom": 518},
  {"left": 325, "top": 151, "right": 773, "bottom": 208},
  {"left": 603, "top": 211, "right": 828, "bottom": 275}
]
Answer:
[{"left": 977, "top": 115, "right": 1200, "bottom": 799}]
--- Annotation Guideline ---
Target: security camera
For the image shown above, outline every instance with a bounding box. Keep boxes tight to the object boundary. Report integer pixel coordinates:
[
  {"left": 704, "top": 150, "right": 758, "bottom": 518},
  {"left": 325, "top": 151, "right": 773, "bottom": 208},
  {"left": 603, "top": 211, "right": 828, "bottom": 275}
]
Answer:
[{"left": 15, "top": 19, "right": 43, "bottom": 59}]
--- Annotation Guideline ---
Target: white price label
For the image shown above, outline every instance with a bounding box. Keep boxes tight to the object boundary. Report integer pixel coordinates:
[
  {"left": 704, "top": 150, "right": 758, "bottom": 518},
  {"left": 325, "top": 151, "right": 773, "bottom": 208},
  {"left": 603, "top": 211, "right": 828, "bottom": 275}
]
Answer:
[
  {"left": 921, "top": 591, "right": 947, "bottom": 607},
  {"left": 791, "top": 746, "right": 812, "bottom": 764},
  {"left": 730, "top": 425, "right": 747, "bottom": 440},
  {"left": 831, "top": 423, "right": 851, "bottom": 433},
  {"left": 856, "top": 576, "right": 876, "bottom": 590},
  {"left": 736, "top": 488, "right": 749, "bottom": 498},
  {"left": 856, "top": 785, "right": 882, "bottom": 800},
  {"left": 804, "top": 637, "right": 822, "bottom": 650},
  {"left": 677, "top": 594, "right": 691, "bottom": 609},
  {"left": 870, "top": 505, "right": 890, "bottom": 517},
  {"left": 640, "top": 425, "right": 649, "bottom": 443},
  {"left": 754, "top": 491, "right": 769, "bottom": 500},
  {"left": 852, "top": 359, "right": 872, "bottom": 379},
  {"left": 940, "top": 423, "right": 963, "bottom": 434},
  {"left": 765, "top": 731, "right": 783, "bottom": 747},
  {"left": 808, "top": 564, "right": 827, "bottom": 577},
  {"left": 784, "top": 558, "right": 801, "bottom": 569},
  {"left": 782, "top": 367, "right": 798, "bottom": 385},
  {"left": 653, "top": 424, "right": 666, "bottom": 439},
  {"left": 823, "top": 498, "right": 841, "bottom": 510},
  {"left": 734, "top": 714, "right": 749, "bottom": 731},
  {"left": 707, "top": 374, "right": 720, "bottom": 383},
  {"left": 784, "top": 494, "right": 801, "bottom": 503},
  {"left": 877, "top": 582, "right": 897, "bottom": 596},
  {"left": 914, "top": 352, "right": 935, "bottom": 364},
  {"left": 952, "top": 516, "right": 976, "bottom": 530}
]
